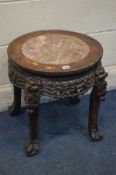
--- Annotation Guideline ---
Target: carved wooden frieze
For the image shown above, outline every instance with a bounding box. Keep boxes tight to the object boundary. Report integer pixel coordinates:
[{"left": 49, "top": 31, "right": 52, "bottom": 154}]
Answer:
[{"left": 8, "top": 60, "right": 107, "bottom": 99}]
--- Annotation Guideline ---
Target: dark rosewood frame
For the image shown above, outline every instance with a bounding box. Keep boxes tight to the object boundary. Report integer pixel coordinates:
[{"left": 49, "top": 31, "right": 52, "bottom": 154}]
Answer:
[{"left": 8, "top": 59, "right": 107, "bottom": 156}]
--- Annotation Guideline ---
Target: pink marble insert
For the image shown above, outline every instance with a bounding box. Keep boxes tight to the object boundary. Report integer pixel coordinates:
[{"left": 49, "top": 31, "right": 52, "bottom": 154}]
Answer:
[{"left": 22, "top": 34, "right": 90, "bottom": 65}]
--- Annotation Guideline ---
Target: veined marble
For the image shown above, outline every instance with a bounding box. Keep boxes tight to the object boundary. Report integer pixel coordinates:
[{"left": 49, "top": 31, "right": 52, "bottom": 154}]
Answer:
[{"left": 22, "top": 34, "right": 89, "bottom": 65}]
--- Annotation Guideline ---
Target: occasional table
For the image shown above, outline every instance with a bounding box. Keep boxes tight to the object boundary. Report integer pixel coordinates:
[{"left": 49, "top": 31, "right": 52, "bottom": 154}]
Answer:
[{"left": 8, "top": 30, "right": 108, "bottom": 156}]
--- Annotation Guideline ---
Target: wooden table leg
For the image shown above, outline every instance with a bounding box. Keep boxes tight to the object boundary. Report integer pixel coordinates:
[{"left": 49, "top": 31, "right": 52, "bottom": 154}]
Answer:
[
  {"left": 88, "top": 80, "right": 107, "bottom": 141},
  {"left": 24, "top": 78, "right": 41, "bottom": 156},
  {"left": 25, "top": 106, "right": 40, "bottom": 157},
  {"left": 9, "top": 85, "right": 21, "bottom": 116}
]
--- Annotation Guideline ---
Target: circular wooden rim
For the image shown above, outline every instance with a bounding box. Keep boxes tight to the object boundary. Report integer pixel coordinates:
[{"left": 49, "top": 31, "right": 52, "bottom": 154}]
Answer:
[{"left": 8, "top": 30, "right": 103, "bottom": 75}]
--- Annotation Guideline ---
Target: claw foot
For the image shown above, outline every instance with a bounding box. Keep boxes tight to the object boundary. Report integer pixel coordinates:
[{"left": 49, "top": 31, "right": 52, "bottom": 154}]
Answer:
[
  {"left": 89, "top": 129, "right": 103, "bottom": 141},
  {"left": 8, "top": 103, "right": 21, "bottom": 116},
  {"left": 25, "top": 140, "right": 40, "bottom": 157}
]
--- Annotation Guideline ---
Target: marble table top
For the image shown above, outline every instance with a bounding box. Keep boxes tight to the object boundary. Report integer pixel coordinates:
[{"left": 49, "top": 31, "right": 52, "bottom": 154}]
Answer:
[
  {"left": 22, "top": 33, "right": 90, "bottom": 65},
  {"left": 8, "top": 30, "right": 103, "bottom": 74}
]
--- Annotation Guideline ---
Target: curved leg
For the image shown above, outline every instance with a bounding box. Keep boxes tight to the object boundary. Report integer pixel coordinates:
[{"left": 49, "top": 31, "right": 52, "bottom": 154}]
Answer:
[
  {"left": 88, "top": 80, "right": 107, "bottom": 141},
  {"left": 24, "top": 78, "right": 41, "bottom": 157},
  {"left": 25, "top": 106, "right": 40, "bottom": 157},
  {"left": 9, "top": 85, "right": 21, "bottom": 116}
]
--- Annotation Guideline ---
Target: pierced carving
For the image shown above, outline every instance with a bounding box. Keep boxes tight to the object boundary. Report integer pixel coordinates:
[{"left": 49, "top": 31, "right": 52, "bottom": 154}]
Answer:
[
  {"left": 8, "top": 58, "right": 108, "bottom": 156},
  {"left": 8, "top": 61, "right": 25, "bottom": 88},
  {"left": 8, "top": 30, "right": 108, "bottom": 156},
  {"left": 8, "top": 59, "right": 107, "bottom": 99}
]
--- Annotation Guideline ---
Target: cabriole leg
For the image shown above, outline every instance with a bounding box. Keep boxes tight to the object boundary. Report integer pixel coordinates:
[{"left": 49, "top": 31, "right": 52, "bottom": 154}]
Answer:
[
  {"left": 24, "top": 78, "right": 41, "bottom": 157},
  {"left": 88, "top": 78, "right": 107, "bottom": 141},
  {"left": 9, "top": 85, "right": 21, "bottom": 116}
]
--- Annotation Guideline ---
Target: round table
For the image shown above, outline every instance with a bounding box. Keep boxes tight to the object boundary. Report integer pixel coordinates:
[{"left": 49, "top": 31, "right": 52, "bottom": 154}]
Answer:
[{"left": 8, "top": 30, "right": 108, "bottom": 156}]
